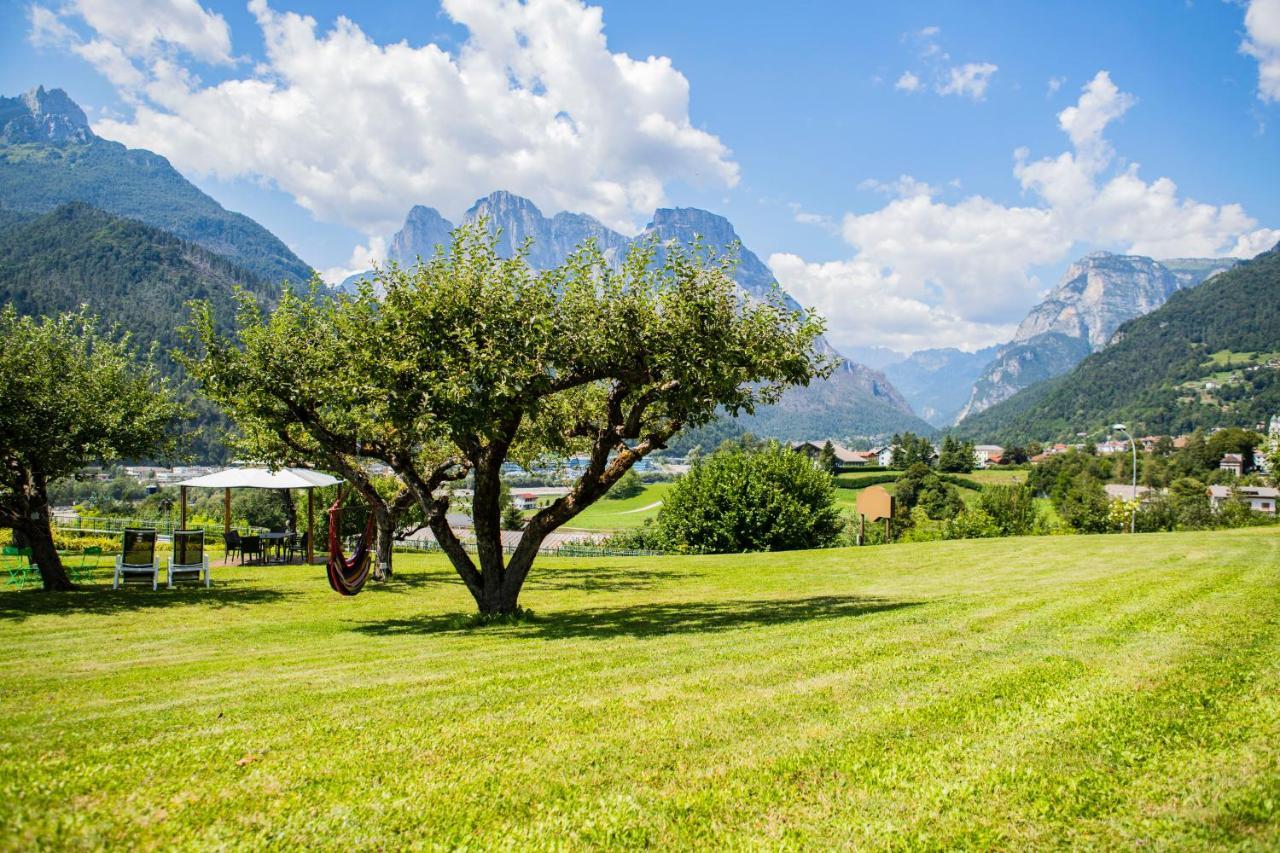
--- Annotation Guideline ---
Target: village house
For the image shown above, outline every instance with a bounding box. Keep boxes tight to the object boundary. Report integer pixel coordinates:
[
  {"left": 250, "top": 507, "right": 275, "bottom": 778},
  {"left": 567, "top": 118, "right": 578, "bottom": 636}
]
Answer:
[
  {"left": 869, "top": 446, "right": 895, "bottom": 467},
  {"left": 1208, "top": 485, "right": 1278, "bottom": 516},
  {"left": 973, "top": 445, "right": 1004, "bottom": 468},
  {"left": 511, "top": 493, "right": 540, "bottom": 511},
  {"left": 791, "top": 441, "right": 872, "bottom": 470},
  {"left": 1218, "top": 453, "right": 1246, "bottom": 476},
  {"left": 1104, "top": 484, "right": 1155, "bottom": 502}
]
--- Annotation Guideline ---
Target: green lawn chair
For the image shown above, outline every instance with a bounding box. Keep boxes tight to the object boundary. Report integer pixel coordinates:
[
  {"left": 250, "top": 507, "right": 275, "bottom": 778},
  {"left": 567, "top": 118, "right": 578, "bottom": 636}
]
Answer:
[
  {"left": 70, "top": 546, "right": 102, "bottom": 585},
  {"left": 3, "top": 546, "right": 34, "bottom": 588}
]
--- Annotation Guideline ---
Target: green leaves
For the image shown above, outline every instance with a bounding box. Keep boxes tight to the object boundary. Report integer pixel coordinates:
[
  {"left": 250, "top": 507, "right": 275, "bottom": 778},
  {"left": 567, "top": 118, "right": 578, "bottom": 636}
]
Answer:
[
  {"left": 655, "top": 443, "right": 844, "bottom": 553},
  {"left": 0, "top": 305, "right": 179, "bottom": 509}
]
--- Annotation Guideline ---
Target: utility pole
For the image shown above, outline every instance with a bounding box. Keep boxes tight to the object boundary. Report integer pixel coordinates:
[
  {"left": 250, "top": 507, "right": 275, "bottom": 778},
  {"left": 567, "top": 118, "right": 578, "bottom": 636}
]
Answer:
[{"left": 1113, "top": 423, "right": 1137, "bottom": 534}]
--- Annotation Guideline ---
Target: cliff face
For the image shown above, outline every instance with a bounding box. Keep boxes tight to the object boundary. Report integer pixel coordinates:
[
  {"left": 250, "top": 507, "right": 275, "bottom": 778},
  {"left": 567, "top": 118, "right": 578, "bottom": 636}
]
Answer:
[{"left": 955, "top": 252, "right": 1239, "bottom": 423}]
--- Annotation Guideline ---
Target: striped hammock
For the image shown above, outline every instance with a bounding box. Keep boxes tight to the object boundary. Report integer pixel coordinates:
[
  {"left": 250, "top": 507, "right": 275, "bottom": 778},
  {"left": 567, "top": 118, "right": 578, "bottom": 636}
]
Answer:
[{"left": 327, "top": 495, "right": 375, "bottom": 596}]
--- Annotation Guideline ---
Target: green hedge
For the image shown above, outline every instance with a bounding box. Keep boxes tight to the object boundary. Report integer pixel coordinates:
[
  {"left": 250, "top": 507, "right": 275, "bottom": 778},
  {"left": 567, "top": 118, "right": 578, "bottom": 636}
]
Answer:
[
  {"left": 834, "top": 474, "right": 898, "bottom": 490},
  {"left": 834, "top": 472, "right": 985, "bottom": 492}
]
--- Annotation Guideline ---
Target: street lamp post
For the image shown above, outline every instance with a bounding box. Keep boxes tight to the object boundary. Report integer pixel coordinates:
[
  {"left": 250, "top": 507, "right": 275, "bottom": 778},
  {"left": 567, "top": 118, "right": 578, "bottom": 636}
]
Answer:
[{"left": 1113, "top": 423, "right": 1137, "bottom": 534}]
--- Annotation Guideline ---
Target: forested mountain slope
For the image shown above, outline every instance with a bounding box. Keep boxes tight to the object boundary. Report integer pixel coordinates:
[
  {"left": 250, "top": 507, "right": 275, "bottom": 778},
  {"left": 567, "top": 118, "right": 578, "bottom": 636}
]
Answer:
[{"left": 954, "top": 243, "right": 1280, "bottom": 442}]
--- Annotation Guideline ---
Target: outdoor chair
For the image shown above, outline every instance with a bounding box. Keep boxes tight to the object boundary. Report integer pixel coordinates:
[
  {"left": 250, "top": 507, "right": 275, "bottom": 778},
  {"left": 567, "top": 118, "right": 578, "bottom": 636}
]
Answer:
[
  {"left": 168, "top": 530, "right": 210, "bottom": 588},
  {"left": 114, "top": 529, "right": 159, "bottom": 590},
  {"left": 286, "top": 531, "right": 309, "bottom": 563},
  {"left": 70, "top": 546, "right": 101, "bottom": 585},
  {"left": 3, "top": 546, "right": 34, "bottom": 588},
  {"left": 240, "top": 535, "right": 264, "bottom": 565},
  {"left": 223, "top": 529, "right": 242, "bottom": 562}
]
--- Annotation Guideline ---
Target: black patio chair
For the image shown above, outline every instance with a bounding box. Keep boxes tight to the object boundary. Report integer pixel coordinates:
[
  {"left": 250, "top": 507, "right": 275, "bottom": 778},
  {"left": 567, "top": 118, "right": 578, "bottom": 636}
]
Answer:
[
  {"left": 240, "top": 535, "right": 264, "bottom": 565},
  {"left": 223, "top": 529, "right": 242, "bottom": 562},
  {"left": 287, "top": 531, "right": 309, "bottom": 562}
]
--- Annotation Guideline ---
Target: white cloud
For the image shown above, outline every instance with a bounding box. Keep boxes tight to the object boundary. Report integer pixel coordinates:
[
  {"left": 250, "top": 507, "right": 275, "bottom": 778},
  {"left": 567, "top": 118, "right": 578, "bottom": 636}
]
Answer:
[
  {"left": 769, "top": 253, "right": 1018, "bottom": 353},
  {"left": 1046, "top": 75, "right": 1065, "bottom": 96},
  {"left": 772, "top": 71, "right": 1278, "bottom": 352},
  {"left": 937, "top": 62, "right": 998, "bottom": 100},
  {"left": 321, "top": 236, "right": 387, "bottom": 286},
  {"left": 896, "top": 27, "right": 997, "bottom": 101},
  {"left": 35, "top": 0, "right": 738, "bottom": 239},
  {"left": 1242, "top": 0, "right": 1280, "bottom": 102}
]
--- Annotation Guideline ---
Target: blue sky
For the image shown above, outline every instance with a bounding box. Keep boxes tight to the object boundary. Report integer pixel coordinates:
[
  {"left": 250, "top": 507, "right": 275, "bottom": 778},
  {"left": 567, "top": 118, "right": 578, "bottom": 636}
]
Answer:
[{"left": 2, "top": 0, "right": 1278, "bottom": 355}]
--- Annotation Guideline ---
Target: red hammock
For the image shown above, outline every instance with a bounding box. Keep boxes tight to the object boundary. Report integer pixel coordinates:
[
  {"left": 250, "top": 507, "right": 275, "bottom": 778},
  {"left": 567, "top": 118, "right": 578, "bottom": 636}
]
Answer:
[{"left": 327, "top": 494, "right": 375, "bottom": 596}]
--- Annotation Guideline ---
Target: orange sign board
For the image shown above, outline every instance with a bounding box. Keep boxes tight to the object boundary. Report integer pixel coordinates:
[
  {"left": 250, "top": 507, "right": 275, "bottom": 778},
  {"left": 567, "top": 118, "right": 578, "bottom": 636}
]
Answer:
[{"left": 856, "top": 485, "right": 894, "bottom": 521}]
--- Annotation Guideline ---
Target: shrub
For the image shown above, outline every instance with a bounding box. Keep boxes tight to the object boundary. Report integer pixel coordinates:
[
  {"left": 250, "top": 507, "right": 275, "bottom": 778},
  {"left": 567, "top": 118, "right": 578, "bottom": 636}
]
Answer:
[
  {"left": 655, "top": 442, "right": 843, "bottom": 553},
  {"left": 1057, "top": 474, "right": 1111, "bottom": 534},
  {"left": 943, "top": 507, "right": 1001, "bottom": 540},
  {"left": 977, "top": 484, "right": 1037, "bottom": 536}
]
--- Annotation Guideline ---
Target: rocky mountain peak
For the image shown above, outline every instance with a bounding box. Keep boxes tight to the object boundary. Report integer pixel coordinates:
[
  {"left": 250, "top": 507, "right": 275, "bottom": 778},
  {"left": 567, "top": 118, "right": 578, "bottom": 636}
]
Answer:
[
  {"left": 387, "top": 204, "right": 452, "bottom": 264},
  {"left": 1013, "top": 253, "right": 1180, "bottom": 351},
  {"left": 1, "top": 86, "right": 94, "bottom": 145}
]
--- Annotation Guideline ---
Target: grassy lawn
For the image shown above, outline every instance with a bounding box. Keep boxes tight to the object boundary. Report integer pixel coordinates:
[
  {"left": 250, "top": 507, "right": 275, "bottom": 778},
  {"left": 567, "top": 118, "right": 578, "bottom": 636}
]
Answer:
[
  {"left": 2, "top": 528, "right": 1278, "bottom": 848},
  {"left": 558, "top": 482, "right": 671, "bottom": 530}
]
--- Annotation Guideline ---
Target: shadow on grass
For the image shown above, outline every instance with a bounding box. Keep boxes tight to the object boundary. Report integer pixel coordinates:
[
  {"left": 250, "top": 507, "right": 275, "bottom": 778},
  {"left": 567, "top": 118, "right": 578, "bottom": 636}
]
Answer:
[
  {"left": 369, "top": 564, "right": 689, "bottom": 595},
  {"left": 523, "top": 565, "right": 688, "bottom": 593},
  {"left": 0, "top": 583, "right": 295, "bottom": 621},
  {"left": 352, "top": 594, "right": 920, "bottom": 640}
]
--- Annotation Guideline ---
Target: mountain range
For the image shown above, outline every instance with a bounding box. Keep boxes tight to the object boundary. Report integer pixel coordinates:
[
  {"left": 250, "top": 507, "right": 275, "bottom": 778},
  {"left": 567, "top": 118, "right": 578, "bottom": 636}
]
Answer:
[
  {"left": 954, "top": 242, "right": 1280, "bottom": 441},
  {"left": 345, "top": 189, "right": 934, "bottom": 441},
  {"left": 805, "top": 252, "right": 1237, "bottom": 430}
]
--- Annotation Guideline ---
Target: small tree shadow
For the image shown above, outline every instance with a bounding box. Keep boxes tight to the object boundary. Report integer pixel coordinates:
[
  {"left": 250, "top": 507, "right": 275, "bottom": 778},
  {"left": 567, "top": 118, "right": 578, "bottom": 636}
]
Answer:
[
  {"left": 352, "top": 594, "right": 920, "bottom": 640},
  {"left": 0, "top": 584, "right": 294, "bottom": 622}
]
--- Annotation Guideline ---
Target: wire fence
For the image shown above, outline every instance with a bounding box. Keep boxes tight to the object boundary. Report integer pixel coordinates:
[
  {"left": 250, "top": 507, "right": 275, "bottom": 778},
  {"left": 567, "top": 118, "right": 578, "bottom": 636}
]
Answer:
[{"left": 52, "top": 516, "right": 266, "bottom": 540}]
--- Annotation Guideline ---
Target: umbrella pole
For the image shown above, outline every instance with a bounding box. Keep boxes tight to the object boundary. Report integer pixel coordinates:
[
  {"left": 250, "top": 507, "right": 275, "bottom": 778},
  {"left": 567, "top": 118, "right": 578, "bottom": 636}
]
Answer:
[
  {"left": 307, "top": 489, "right": 315, "bottom": 564},
  {"left": 223, "top": 488, "right": 231, "bottom": 536},
  {"left": 180, "top": 485, "right": 188, "bottom": 531}
]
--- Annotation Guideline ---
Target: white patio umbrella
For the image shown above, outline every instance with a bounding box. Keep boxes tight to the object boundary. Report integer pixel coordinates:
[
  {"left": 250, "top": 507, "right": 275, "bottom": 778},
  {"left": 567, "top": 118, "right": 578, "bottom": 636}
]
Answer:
[{"left": 175, "top": 467, "right": 342, "bottom": 563}]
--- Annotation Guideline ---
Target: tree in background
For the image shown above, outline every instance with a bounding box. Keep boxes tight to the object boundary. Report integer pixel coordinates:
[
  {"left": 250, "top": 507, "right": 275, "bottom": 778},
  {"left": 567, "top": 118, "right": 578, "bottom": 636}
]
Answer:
[
  {"left": 605, "top": 469, "right": 645, "bottom": 501},
  {"left": 937, "top": 436, "right": 975, "bottom": 473},
  {"left": 1056, "top": 474, "right": 1110, "bottom": 533},
  {"left": 816, "top": 440, "right": 837, "bottom": 474},
  {"left": 655, "top": 442, "right": 842, "bottom": 553},
  {"left": 891, "top": 432, "right": 935, "bottom": 468},
  {"left": 977, "top": 484, "right": 1038, "bottom": 536},
  {"left": 895, "top": 463, "right": 964, "bottom": 522},
  {"left": 1205, "top": 427, "right": 1264, "bottom": 472},
  {"left": 0, "top": 307, "right": 178, "bottom": 589}
]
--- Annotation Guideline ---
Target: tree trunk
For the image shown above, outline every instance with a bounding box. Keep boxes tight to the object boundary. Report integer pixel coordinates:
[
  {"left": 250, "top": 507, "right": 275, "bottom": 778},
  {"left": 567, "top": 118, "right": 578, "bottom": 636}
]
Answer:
[
  {"left": 277, "top": 489, "right": 298, "bottom": 532},
  {"left": 16, "top": 515, "right": 73, "bottom": 591},
  {"left": 373, "top": 506, "right": 394, "bottom": 580},
  {"left": 470, "top": 451, "right": 514, "bottom": 613}
]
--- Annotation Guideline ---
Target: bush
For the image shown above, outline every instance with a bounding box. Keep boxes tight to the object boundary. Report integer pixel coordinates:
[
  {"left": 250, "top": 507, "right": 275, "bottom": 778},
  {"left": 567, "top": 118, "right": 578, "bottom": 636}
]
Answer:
[
  {"left": 655, "top": 442, "right": 843, "bottom": 553},
  {"left": 1057, "top": 474, "right": 1111, "bottom": 534},
  {"left": 978, "top": 484, "right": 1037, "bottom": 536},
  {"left": 943, "top": 507, "right": 1001, "bottom": 540}
]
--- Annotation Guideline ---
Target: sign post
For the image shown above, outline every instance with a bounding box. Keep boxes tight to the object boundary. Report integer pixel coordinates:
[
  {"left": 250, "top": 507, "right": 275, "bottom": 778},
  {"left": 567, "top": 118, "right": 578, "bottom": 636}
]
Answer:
[{"left": 855, "top": 485, "right": 895, "bottom": 545}]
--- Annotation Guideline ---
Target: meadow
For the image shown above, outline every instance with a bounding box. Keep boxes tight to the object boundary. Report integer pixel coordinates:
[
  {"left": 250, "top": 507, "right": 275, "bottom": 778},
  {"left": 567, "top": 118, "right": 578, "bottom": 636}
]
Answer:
[
  {"left": 1, "top": 528, "right": 1277, "bottom": 848},
  {"left": 556, "top": 482, "right": 671, "bottom": 530}
]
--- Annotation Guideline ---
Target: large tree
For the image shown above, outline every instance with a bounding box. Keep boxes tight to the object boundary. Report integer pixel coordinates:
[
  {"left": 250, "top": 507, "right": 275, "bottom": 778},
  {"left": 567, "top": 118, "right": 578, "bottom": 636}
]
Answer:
[
  {"left": 183, "top": 286, "right": 436, "bottom": 577},
  {"left": 193, "top": 225, "right": 830, "bottom": 614},
  {"left": 0, "top": 307, "right": 178, "bottom": 589}
]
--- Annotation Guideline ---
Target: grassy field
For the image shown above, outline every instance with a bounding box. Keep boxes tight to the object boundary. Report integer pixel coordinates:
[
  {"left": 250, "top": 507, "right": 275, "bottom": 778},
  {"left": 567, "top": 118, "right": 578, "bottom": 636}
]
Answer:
[
  {"left": 2, "top": 529, "right": 1278, "bottom": 848},
  {"left": 558, "top": 482, "right": 671, "bottom": 530}
]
